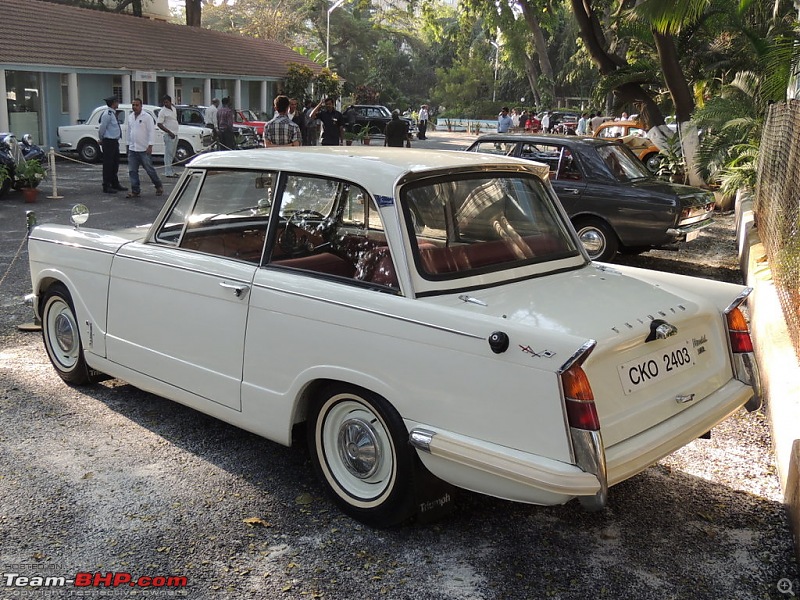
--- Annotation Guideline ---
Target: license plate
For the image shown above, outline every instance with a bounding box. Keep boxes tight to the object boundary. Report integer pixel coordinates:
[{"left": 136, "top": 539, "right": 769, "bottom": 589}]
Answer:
[
  {"left": 685, "top": 229, "right": 700, "bottom": 242},
  {"left": 618, "top": 338, "right": 697, "bottom": 395}
]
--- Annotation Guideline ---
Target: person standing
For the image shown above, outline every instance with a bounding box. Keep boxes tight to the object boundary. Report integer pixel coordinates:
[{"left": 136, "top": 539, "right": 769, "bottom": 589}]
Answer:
[
  {"left": 311, "top": 97, "right": 344, "bottom": 146},
  {"left": 264, "top": 95, "right": 301, "bottom": 147},
  {"left": 417, "top": 104, "right": 429, "bottom": 139},
  {"left": 497, "top": 107, "right": 513, "bottom": 133},
  {"left": 125, "top": 98, "right": 163, "bottom": 198},
  {"left": 302, "top": 99, "right": 318, "bottom": 145},
  {"left": 384, "top": 110, "right": 409, "bottom": 147},
  {"left": 216, "top": 97, "right": 236, "bottom": 150},
  {"left": 591, "top": 111, "right": 605, "bottom": 133},
  {"left": 156, "top": 95, "right": 180, "bottom": 177},
  {"left": 576, "top": 113, "right": 589, "bottom": 135},
  {"left": 205, "top": 98, "right": 219, "bottom": 131},
  {"left": 98, "top": 95, "right": 126, "bottom": 193},
  {"left": 288, "top": 98, "right": 306, "bottom": 145},
  {"left": 541, "top": 111, "right": 551, "bottom": 134}
]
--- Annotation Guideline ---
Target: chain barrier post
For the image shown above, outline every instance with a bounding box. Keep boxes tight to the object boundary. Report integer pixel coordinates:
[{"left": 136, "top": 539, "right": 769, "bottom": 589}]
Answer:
[
  {"left": 18, "top": 211, "right": 42, "bottom": 331},
  {"left": 47, "top": 147, "right": 63, "bottom": 199}
]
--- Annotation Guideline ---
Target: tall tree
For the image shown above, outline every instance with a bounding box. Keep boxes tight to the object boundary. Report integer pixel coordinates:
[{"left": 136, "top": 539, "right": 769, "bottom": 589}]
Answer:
[{"left": 185, "top": 0, "right": 201, "bottom": 26}]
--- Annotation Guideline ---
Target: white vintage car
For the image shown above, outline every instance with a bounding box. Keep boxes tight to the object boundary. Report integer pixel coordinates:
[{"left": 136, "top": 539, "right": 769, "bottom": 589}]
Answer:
[
  {"left": 28, "top": 147, "right": 761, "bottom": 527},
  {"left": 57, "top": 103, "right": 213, "bottom": 164}
]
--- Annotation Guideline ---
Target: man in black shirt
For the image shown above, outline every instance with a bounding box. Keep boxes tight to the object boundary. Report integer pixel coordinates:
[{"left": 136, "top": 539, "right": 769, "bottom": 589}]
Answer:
[
  {"left": 384, "top": 110, "right": 409, "bottom": 148},
  {"left": 311, "top": 97, "right": 344, "bottom": 146}
]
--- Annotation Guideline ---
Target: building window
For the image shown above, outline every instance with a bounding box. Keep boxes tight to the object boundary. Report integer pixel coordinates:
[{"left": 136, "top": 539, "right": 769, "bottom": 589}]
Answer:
[{"left": 61, "top": 74, "right": 69, "bottom": 113}]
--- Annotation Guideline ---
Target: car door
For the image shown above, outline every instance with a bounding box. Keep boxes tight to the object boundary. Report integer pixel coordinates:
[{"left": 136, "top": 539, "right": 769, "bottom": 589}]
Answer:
[
  {"left": 519, "top": 142, "right": 588, "bottom": 213},
  {"left": 105, "top": 169, "right": 274, "bottom": 411}
]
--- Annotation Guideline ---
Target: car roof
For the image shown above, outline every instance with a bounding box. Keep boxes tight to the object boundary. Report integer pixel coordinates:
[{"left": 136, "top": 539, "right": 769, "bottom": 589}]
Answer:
[
  {"left": 94, "top": 103, "right": 159, "bottom": 111},
  {"left": 187, "top": 147, "right": 546, "bottom": 193},
  {"left": 596, "top": 120, "right": 643, "bottom": 129},
  {"left": 471, "top": 133, "right": 617, "bottom": 148}
]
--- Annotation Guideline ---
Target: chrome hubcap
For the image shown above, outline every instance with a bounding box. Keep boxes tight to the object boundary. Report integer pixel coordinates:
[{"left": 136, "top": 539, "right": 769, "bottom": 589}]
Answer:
[
  {"left": 337, "top": 418, "right": 380, "bottom": 479},
  {"left": 54, "top": 312, "right": 75, "bottom": 353},
  {"left": 579, "top": 229, "right": 604, "bottom": 255}
]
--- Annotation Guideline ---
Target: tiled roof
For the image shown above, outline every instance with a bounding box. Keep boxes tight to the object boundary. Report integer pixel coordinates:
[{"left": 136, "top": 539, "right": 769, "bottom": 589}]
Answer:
[{"left": 0, "top": 0, "right": 320, "bottom": 79}]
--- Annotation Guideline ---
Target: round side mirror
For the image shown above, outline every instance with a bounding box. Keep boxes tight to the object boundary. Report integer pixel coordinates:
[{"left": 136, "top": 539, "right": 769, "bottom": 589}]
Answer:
[{"left": 71, "top": 204, "right": 90, "bottom": 227}]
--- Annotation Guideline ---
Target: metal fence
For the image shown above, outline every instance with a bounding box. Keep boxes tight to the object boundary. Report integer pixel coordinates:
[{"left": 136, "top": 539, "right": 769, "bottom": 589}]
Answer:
[{"left": 755, "top": 100, "right": 800, "bottom": 357}]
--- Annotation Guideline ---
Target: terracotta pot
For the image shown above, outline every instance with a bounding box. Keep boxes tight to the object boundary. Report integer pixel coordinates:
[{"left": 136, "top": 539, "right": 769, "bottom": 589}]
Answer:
[
  {"left": 22, "top": 187, "right": 38, "bottom": 203},
  {"left": 362, "top": 138, "right": 371, "bottom": 145}
]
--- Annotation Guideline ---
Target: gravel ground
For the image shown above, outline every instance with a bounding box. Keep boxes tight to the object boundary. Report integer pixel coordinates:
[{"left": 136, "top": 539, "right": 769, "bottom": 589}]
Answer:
[{"left": 0, "top": 156, "right": 798, "bottom": 599}]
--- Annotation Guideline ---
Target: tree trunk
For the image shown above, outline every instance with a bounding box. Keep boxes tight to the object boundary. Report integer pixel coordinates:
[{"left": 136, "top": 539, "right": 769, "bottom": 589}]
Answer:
[
  {"left": 186, "top": 0, "right": 202, "bottom": 26},
  {"left": 523, "top": 53, "right": 541, "bottom": 107},
  {"left": 652, "top": 30, "right": 704, "bottom": 186},
  {"left": 518, "top": 0, "right": 555, "bottom": 106}
]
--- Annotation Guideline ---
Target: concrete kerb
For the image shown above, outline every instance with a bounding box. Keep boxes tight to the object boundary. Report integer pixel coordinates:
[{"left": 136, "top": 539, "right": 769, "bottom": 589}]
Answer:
[{"left": 736, "top": 189, "right": 800, "bottom": 566}]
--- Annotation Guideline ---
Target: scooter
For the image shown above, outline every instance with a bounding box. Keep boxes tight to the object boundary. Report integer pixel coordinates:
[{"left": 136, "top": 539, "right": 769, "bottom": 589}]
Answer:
[{"left": 0, "top": 133, "right": 46, "bottom": 199}]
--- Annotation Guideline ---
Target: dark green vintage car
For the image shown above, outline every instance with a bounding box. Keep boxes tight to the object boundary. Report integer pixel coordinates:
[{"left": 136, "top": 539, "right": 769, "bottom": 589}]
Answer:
[{"left": 466, "top": 134, "right": 715, "bottom": 262}]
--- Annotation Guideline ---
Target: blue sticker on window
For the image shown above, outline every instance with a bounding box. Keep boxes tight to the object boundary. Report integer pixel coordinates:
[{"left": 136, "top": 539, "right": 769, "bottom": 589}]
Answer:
[{"left": 375, "top": 195, "right": 394, "bottom": 207}]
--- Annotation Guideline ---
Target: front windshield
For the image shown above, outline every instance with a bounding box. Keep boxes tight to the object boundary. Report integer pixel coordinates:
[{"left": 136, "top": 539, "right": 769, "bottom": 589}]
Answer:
[
  {"left": 403, "top": 173, "right": 579, "bottom": 279},
  {"left": 597, "top": 144, "right": 651, "bottom": 182}
]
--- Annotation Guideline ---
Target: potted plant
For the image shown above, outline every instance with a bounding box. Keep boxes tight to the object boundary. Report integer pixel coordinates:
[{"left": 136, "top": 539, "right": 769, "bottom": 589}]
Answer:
[
  {"left": 17, "top": 158, "right": 46, "bottom": 202},
  {"left": 0, "top": 163, "right": 10, "bottom": 198},
  {"left": 343, "top": 131, "right": 358, "bottom": 146}
]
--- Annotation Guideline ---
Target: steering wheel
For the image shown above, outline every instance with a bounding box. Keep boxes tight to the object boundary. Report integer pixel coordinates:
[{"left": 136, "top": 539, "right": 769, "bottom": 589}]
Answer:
[{"left": 279, "top": 210, "right": 328, "bottom": 256}]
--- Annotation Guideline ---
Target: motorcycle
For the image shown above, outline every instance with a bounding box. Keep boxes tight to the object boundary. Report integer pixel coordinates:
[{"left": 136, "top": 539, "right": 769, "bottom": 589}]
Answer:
[{"left": 0, "top": 132, "right": 46, "bottom": 198}]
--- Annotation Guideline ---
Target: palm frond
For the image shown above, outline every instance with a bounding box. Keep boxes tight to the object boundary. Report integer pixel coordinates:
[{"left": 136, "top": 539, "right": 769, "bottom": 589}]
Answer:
[{"left": 628, "top": 0, "right": 710, "bottom": 35}]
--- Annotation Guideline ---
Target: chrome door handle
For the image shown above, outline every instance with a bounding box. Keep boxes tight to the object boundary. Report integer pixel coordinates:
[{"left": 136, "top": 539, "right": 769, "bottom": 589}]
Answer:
[
  {"left": 562, "top": 188, "right": 581, "bottom": 195},
  {"left": 219, "top": 282, "right": 250, "bottom": 298}
]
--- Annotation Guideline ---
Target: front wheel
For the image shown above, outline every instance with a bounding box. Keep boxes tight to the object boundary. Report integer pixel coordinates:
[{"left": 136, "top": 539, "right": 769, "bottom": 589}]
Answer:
[
  {"left": 644, "top": 153, "right": 662, "bottom": 174},
  {"left": 175, "top": 141, "right": 193, "bottom": 164},
  {"left": 574, "top": 218, "right": 619, "bottom": 262},
  {"left": 41, "top": 284, "right": 91, "bottom": 385},
  {"left": 307, "top": 384, "right": 416, "bottom": 528}
]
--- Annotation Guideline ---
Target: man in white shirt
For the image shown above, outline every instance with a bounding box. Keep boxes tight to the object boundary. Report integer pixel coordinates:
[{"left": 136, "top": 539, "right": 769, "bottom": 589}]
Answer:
[
  {"left": 418, "top": 104, "right": 429, "bottom": 140},
  {"left": 157, "top": 95, "right": 180, "bottom": 177},
  {"left": 126, "top": 98, "right": 163, "bottom": 198},
  {"left": 205, "top": 98, "right": 219, "bottom": 130}
]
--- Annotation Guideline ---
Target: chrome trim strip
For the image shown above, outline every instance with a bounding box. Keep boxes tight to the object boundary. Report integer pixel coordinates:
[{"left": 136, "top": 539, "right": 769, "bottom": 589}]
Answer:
[
  {"left": 557, "top": 339, "right": 597, "bottom": 375},
  {"left": 724, "top": 287, "right": 753, "bottom": 314},
  {"left": 112, "top": 253, "right": 254, "bottom": 283},
  {"left": 666, "top": 218, "right": 714, "bottom": 235},
  {"left": 569, "top": 428, "right": 608, "bottom": 510},
  {"left": 253, "top": 282, "right": 486, "bottom": 340},
  {"left": 409, "top": 429, "right": 435, "bottom": 452},
  {"left": 27, "top": 237, "right": 117, "bottom": 255}
]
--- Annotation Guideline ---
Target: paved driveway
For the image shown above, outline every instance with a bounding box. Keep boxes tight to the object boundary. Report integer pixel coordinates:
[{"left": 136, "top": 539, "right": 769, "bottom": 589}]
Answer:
[{"left": 0, "top": 149, "right": 797, "bottom": 599}]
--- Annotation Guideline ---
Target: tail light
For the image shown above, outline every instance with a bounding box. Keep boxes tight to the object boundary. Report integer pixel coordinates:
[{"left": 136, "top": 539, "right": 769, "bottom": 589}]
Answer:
[
  {"left": 725, "top": 306, "right": 754, "bottom": 353},
  {"left": 559, "top": 341, "right": 599, "bottom": 431}
]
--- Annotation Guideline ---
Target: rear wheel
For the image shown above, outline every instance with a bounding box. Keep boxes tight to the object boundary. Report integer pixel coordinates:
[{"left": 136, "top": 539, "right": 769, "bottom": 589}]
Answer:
[
  {"left": 41, "top": 284, "right": 91, "bottom": 385},
  {"left": 574, "top": 218, "right": 619, "bottom": 262},
  {"left": 307, "top": 384, "right": 416, "bottom": 528},
  {"left": 78, "top": 140, "right": 101, "bottom": 163}
]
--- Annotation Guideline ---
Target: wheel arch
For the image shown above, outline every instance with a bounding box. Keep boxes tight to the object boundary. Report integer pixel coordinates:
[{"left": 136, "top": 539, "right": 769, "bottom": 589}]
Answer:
[{"left": 290, "top": 373, "right": 402, "bottom": 432}]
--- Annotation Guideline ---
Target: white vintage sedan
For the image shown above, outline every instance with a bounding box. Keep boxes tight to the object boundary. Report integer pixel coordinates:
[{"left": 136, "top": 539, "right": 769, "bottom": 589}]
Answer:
[
  {"left": 57, "top": 103, "right": 213, "bottom": 163},
  {"left": 28, "top": 147, "right": 761, "bottom": 527}
]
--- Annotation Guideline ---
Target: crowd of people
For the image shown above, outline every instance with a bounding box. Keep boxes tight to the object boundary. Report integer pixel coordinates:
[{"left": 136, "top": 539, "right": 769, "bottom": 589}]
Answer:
[{"left": 497, "top": 107, "right": 619, "bottom": 136}]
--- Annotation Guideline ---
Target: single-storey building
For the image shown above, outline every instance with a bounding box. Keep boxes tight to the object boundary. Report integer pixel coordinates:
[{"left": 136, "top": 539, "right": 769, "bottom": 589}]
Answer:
[{"left": 1, "top": 0, "right": 321, "bottom": 147}]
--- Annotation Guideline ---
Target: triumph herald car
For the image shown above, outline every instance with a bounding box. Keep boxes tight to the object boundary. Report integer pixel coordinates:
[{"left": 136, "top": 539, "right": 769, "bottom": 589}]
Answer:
[
  {"left": 465, "top": 134, "right": 715, "bottom": 262},
  {"left": 28, "top": 147, "right": 760, "bottom": 528}
]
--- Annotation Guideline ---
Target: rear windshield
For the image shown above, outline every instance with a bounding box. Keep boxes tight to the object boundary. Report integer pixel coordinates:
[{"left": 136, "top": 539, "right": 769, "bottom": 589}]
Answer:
[{"left": 402, "top": 173, "right": 579, "bottom": 279}]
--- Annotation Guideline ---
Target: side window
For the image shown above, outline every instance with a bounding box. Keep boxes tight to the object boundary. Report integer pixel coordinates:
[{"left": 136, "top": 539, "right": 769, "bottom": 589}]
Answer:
[
  {"left": 154, "top": 169, "right": 274, "bottom": 263},
  {"left": 472, "top": 141, "right": 515, "bottom": 156},
  {"left": 268, "top": 175, "right": 399, "bottom": 290}
]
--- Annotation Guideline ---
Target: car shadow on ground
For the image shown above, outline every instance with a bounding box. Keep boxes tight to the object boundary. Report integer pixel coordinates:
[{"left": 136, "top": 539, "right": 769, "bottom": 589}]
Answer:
[{"left": 43, "top": 371, "right": 797, "bottom": 599}]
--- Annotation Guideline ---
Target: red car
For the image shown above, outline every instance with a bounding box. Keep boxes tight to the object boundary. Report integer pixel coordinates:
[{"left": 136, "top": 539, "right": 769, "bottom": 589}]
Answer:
[{"left": 235, "top": 109, "right": 268, "bottom": 138}]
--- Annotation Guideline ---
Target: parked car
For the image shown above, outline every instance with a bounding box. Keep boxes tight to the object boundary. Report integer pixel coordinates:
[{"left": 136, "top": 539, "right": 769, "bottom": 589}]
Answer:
[
  {"left": 465, "top": 134, "right": 715, "bottom": 261},
  {"left": 593, "top": 120, "right": 662, "bottom": 173},
  {"left": 28, "top": 148, "right": 760, "bottom": 527},
  {"left": 175, "top": 105, "right": 260, "bottom": 149},
  {"left": 58, "top": 103, "right": 213, "bottom": 164},
  {"left": 235, "top": 109, "right": 268, "bottom": 139},
  {"left": 342, "top": 104, "right": 417, "bottom": 137}
]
